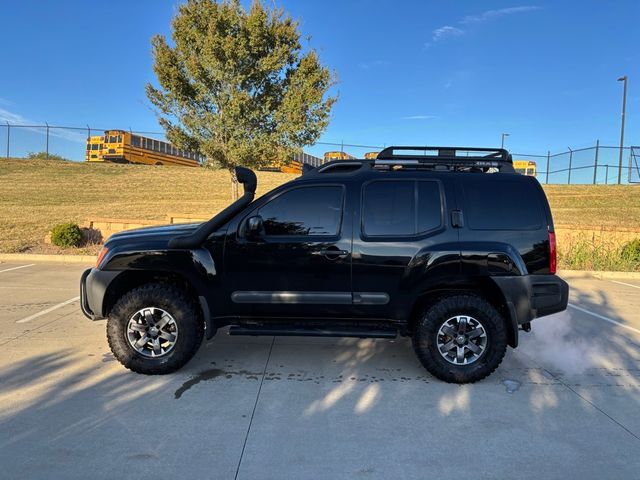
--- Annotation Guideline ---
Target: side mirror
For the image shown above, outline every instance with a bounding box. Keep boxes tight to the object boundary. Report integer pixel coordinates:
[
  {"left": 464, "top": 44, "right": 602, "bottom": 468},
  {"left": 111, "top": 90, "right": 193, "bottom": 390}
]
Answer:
[{"left": 246, "top": 215, "right": 264, "bottom": 238}]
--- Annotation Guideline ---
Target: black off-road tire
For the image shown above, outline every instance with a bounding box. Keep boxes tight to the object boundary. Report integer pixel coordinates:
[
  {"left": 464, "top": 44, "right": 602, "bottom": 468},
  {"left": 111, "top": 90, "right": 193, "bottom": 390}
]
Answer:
[
  {"left": 412, "top": 294, "right": 507, "bottom": 384},
  {"left": 107, "top": 283, "right": 204, "bottom": 375}
]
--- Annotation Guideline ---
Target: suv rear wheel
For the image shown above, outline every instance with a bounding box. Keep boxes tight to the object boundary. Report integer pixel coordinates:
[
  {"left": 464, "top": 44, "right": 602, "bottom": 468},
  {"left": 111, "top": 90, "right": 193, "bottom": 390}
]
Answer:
[
  {"left": 107, "top": 283, "right": 204, "bottom": 374},
  {"left": 412, "top": 294, "right": 507, "bottom": 383}
]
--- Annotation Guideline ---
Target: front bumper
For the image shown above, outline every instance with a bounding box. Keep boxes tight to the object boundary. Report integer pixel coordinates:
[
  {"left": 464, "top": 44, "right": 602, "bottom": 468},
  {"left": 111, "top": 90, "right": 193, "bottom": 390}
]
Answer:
[
  {"left": 80, "top": 268, "right": 119, "bottom": 320},
  {"left": 492, "top": 274, "right": 569, "bottom": 325}
]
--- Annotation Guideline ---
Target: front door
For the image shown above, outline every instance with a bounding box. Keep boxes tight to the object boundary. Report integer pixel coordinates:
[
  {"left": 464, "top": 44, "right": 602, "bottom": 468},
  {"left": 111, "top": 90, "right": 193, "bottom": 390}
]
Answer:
[{"left": 223, "top": 183, "right": 352, "bottom": 319}]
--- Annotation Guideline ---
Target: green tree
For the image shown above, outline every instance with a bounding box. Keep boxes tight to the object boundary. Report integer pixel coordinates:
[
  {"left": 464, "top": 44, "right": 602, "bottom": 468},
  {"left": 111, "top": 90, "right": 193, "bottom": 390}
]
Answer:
[{"left": 146, "top": 0, "right": 336, "bottom": 198}]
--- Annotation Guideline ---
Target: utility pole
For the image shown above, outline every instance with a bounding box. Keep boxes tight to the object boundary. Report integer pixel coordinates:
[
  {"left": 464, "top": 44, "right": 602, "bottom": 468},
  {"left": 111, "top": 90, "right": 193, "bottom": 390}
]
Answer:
[
  {"left": 617, "top": 76, "right": 628, "bottom": 184},
  {"left": 501, "top": 133, "right": 509, "bottom": 149}
]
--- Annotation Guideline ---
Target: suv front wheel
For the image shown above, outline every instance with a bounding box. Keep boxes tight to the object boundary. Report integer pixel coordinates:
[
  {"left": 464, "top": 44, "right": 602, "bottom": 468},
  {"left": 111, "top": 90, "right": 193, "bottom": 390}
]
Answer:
[
  {"left": 413, "top": 294, "right": 507, "bottom": 383},
  {"left": 106, "top": 283, "right": 204, "bottom": 374}
]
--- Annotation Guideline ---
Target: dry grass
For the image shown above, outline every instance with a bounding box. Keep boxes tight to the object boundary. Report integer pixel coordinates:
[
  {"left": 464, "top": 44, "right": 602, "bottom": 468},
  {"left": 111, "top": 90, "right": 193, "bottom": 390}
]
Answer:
[
  {"left": 1, "top": 158, "right": 639, "bottom": 255},
  {"left": 0, "top": 159, "right": 293, "bottom": 253},
  {"left": 542, "top": 184, "right": 640, "bottom": 228}
]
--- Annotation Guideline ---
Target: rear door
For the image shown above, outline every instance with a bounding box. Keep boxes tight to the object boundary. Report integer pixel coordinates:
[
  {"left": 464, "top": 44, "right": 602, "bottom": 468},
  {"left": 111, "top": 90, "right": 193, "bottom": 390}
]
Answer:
[
  {"left": 222, "top": 182, "right": 353, "bottom": 319},
  {"left": 351, "top": 174, "right": 460, "bottom": 321}
]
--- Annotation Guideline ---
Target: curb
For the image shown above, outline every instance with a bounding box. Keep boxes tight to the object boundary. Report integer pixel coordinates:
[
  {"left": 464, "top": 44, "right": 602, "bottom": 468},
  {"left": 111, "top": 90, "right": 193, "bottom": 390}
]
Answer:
[
  {"left": 0, "top": 253, "right": 96, "bottom": 265},
  {"left": 557, "top": 269, "right": 640, "bottom": 280}
]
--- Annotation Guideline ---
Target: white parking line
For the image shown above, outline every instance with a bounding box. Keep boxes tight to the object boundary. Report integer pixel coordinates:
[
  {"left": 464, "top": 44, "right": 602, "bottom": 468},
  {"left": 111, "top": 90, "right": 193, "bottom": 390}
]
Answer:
[
  {"left": 612, "top": 280, "right": 640, "bottom": 290},
  {"left": 568, "top": 303, "right": 640, "bottom": 334},
  {"left": 0, "top": 264, "right": 34, "bottom": 274},
  {"left": 15, "top": 296, "right": 80, "bottom": 324}
]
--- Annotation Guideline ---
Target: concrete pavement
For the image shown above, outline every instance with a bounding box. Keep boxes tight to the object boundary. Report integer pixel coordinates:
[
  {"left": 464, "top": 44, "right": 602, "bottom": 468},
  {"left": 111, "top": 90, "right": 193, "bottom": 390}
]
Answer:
[{"left": 0, "top": 263, "right": 638, "bottom": 479}]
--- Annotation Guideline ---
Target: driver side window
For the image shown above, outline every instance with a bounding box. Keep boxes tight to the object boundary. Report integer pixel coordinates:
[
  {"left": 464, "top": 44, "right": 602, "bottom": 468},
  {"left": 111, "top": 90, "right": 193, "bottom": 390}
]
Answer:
[{"left": 257, "top": 186, "right": 344, "bottom": 237}]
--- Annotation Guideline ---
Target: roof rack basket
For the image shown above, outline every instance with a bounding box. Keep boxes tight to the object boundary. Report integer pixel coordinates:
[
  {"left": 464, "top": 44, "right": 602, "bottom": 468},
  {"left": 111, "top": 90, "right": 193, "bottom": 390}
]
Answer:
[{"left": 375, "top": 146, "right": 515, "bottom": 173}]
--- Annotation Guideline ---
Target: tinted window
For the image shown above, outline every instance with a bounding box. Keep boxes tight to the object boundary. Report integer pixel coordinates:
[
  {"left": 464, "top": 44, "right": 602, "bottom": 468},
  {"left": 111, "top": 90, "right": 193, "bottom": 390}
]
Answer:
[
  {"left": 464, "top": 177, "right": 543, "bottom": 230},
  {"left": 362, "top": 180, "right": 442, "bottom": 237},
  {"left": 363, "top": 181, "right": 415, "bottom": 236},
  {"left": 258, "top": 186, "right": 343, "bottom": 236},
  {"left": 417, "top": 181, "right": 442, "bottom": 232}
]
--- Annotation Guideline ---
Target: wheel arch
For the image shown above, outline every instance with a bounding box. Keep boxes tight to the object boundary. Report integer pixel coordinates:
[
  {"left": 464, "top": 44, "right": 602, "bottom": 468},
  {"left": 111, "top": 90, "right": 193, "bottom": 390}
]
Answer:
[
  {"left": 102, "top": 269, "right": 213, "bottom": 337},
  {"left": 407, "top": 276, "right": 519, "bottom": 348}
]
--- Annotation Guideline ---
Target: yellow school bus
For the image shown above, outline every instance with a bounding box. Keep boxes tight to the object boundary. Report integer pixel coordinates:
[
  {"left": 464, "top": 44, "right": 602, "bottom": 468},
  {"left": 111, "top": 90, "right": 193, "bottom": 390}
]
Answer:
[
  {"left": 85, "top": 136, "right": 104, "bottom": 162},
  {"left": 85, "top": 130, "right": 203, "bottom": 167},
  {"left": 324, "top": 151, "right": 355, "bottom": 161},
  {"left": 364, "top": 151, "right": 379, "bottom": 159},
  {"left": 513, "top": 160, "right": 537, "bottom": 177}
]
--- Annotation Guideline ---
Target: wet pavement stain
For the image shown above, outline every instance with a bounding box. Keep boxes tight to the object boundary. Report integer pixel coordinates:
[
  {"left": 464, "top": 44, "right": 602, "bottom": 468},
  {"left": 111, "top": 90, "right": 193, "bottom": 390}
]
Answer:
[
  {"left": 174, "top": 368, "right": 263, "bottom": 399},
  {"left": 175, "top": 369, "right": 226, "bottom": 399},
  {"left": 503, "top": 379, "right": 522, "bottom": 394},
  {"left": 101, "top": 353, "right": 115, "bottom": 362}
]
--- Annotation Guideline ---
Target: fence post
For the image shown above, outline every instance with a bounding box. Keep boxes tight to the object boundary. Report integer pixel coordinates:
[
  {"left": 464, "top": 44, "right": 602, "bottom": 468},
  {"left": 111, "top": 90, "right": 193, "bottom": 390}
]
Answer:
[
  {"left": 45, "top": 121, "right": 49, "bottom": 160},
  {"left": 5, "top": 121, "right": 9, "bottom": 158},
  {"left": 593, "top": 139, "right": 599, "bottom": 184},
  {"left": 545, "top": 150, "right": 550, "bottom": 184},
  {"left": 567, "top": 147, "right": 573, "bottom": 184},
  {"left": 605, "top": 165, "right": 609, "bottom": 184}
]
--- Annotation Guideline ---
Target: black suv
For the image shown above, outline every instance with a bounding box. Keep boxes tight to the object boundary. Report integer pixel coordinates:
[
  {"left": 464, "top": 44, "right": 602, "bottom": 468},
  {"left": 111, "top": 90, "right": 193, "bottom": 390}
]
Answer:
[{"left": 80, "top": 146, "right": 568, "bottom": 383}]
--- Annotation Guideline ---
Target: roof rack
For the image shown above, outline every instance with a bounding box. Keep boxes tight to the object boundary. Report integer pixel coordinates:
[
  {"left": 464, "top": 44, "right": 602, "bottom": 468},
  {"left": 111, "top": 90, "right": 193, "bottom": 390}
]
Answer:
[{"left": 375, "top": 146, "right": 515, "bottom": 173}]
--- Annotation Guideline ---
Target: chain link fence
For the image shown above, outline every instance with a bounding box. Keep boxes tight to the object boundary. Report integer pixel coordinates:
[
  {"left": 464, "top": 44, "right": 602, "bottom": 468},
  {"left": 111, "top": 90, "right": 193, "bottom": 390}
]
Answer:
[{"left": 1, "top": 122, "right": 638, "bottom": 185}]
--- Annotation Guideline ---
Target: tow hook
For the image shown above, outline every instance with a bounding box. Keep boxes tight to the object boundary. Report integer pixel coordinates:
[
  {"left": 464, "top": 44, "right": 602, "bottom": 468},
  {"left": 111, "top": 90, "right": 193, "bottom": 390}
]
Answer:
[{"left": 520, "top": 322, "right": 531, "bottom": 332}]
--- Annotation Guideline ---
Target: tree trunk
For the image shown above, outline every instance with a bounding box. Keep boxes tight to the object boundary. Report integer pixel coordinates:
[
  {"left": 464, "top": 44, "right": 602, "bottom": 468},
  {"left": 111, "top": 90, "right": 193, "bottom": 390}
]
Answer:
[{"left": 229, "top": 167, "right": 239, "bottom": 201}]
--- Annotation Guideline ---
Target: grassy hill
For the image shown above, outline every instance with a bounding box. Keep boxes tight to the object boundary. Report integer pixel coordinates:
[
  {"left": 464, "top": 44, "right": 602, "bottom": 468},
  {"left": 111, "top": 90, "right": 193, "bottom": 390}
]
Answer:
[
  {"left": 0, "top": 159, "right": 292, "bottom": 253},
  {"left": 1, "top": 158, "right": 639, "bottom": 257}
]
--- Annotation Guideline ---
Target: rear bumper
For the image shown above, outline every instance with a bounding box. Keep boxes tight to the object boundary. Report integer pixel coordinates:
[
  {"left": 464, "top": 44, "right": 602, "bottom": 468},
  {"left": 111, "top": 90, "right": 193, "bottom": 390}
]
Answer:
[
  {"left": 492, "top": 274, "right": 569, "bottom": 325},
  {"left": 80, "top": 268, "right": 119, "bottom": 320}
]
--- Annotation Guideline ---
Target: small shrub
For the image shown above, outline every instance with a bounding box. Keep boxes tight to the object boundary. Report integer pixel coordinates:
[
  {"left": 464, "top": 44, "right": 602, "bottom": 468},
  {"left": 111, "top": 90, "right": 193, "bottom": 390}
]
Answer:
[
  {"left": 621, "top": 238, "right": 640, "bottom": 264},
  {"left": 27, "top": 151, "right": 69, "bottom": 161},
  {"left": 50, "top": 223, "right": 83, "bottom": 248}
]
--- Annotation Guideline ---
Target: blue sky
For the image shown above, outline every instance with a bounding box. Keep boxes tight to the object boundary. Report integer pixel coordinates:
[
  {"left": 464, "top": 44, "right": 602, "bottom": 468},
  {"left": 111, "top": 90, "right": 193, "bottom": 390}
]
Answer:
[{"left": 0, "top": 0, "right": 638, "bottom": 162}]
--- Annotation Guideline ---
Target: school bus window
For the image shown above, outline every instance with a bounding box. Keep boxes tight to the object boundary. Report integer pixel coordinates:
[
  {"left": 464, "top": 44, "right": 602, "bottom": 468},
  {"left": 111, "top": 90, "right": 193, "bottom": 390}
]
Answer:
[
  {"left": 86, "top": 143, "right": 90, "bottom": 150},
  {"left": 91, "top": 144, "right": 99, "bottom": 150},
  {"left": 99, "top": 144, "right": 103, "bottom": 149},
  {"left": 117, "top": 135, "right": 122, "bottom": 143}
]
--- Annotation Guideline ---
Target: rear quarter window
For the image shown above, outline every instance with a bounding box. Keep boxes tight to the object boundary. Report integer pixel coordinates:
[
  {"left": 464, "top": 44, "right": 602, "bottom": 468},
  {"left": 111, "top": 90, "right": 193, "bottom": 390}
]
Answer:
[
  {"left": 463, "top": 177, "right": 543, "bottom": 230},
  {"left": 362, "top": 180, "right": 443, "bottom": 237}
]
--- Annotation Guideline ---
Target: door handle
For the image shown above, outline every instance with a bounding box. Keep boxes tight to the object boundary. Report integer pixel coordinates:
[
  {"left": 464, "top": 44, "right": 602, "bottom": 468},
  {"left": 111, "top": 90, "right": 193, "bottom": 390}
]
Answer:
[{"left": 311, "top": 248, "right": 349, "bottom": 258}]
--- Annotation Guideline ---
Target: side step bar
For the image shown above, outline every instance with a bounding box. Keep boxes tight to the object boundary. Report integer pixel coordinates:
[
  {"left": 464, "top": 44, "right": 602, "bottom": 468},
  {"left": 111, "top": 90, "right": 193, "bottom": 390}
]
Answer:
[{"left": 228, "top": 325, "right": 397, "bottom": 339}]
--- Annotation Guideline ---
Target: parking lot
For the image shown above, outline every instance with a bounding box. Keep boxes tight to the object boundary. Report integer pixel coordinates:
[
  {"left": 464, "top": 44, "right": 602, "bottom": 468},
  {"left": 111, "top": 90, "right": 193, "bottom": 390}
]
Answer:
[{"left": 0, "top": 262, "right": 639, "bottom": 479}]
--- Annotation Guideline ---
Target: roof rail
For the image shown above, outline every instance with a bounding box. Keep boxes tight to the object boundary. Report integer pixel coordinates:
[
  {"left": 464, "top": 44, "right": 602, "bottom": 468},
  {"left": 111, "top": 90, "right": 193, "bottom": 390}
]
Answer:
[{"left": 375, "top": 146, "right": 514, "bottom": 173}]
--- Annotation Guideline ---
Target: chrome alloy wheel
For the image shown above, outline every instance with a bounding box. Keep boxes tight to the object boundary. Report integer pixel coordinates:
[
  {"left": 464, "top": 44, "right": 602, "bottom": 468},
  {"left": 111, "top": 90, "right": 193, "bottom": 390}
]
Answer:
[
  {"left": 436, "top": 315, "right": 488, "bottom": 365},
  {"left": 126, "top": 307, "right": 179, "bottom": 358}
]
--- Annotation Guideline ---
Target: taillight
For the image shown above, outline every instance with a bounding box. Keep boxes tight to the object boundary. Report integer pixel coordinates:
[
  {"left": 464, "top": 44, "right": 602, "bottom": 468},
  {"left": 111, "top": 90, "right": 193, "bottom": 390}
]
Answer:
[
  {"left": 548, "top": 231, "right": 557, "bottom": 274},
  {"left": 96, "top": 246, "right": 109, "bottom": 268}
]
